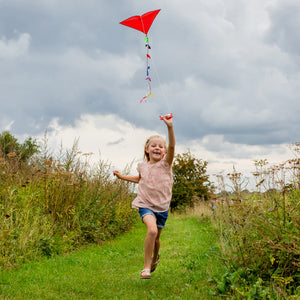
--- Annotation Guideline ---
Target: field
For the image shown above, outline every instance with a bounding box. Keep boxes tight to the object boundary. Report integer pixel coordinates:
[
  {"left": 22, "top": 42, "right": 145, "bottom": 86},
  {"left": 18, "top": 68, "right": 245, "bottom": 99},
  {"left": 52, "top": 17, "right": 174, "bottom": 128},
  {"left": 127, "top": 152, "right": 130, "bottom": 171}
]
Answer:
[
  {"left": 0, "top": 136, "right": 299, "bottom": 299},
  {"left": 0, "top": 215, "right": 224, "bottom": 299}
]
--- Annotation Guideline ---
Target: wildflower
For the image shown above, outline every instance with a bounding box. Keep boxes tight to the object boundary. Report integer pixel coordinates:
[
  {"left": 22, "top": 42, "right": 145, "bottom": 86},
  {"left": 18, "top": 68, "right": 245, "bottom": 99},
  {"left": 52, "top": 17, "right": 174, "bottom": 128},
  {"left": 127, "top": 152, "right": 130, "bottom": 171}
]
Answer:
[
  {"left": 212, "top": 206, "right": 216, "bottom": 210},
  {"left": 7, "top": 152, "right": 17, "bottom": 158}
]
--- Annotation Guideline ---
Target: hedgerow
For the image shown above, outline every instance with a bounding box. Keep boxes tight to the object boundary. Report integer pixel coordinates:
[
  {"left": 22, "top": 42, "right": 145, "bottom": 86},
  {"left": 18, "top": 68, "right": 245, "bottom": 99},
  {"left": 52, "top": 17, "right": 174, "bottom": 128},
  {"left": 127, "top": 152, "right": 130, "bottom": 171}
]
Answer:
[{"left": 0, "top": 132, "right": 137, "bottom": 268}]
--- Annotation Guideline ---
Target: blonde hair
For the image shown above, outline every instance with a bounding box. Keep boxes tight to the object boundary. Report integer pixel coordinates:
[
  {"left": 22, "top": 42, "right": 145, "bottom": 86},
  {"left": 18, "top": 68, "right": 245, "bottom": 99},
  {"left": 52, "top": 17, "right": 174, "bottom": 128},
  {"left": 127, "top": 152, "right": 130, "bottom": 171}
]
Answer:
[{"left": 144, "top": 135, "right": 167, "bottom": 162}]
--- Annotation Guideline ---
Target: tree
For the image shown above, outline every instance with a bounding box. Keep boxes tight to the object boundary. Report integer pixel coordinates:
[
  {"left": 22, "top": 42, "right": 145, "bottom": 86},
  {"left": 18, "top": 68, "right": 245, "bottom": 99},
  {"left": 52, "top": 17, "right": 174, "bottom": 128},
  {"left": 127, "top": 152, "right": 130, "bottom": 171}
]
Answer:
[
  {"left": 171, "top": 151, "right": 211, "bottom": 211},
  {"left": 0, "top": 131, "right": 39, "bottom": 162},
  {"left": 0, "top": 131, "right": 18, "bottom": 155},
  {"left": 19, "top": 136, "right": 40, "bottom": 162}
]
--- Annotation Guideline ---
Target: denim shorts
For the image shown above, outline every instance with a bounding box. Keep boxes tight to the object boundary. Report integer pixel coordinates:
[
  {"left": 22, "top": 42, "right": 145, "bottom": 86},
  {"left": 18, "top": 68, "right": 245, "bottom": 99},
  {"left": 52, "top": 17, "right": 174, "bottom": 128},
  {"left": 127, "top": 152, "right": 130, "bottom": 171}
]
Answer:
[{"left": 138, "top": 208, "right": 169, "bottom": 229}]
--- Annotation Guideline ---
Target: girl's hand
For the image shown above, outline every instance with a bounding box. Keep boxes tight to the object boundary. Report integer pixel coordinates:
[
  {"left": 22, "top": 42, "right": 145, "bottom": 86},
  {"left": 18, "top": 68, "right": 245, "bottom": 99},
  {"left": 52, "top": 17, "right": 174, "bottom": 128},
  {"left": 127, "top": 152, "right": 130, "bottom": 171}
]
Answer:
[
  {"left": 160, "top": 114, "right": 175, "bottom": 166},
  {"left": 113, "top": 171, "right": 140, "bottom": 183},
  {"left": 161, "top": 114, "right": 173, "bottom": 128},
  {"left": 113, "top": 170, "right": 122, "bottom": 179}
]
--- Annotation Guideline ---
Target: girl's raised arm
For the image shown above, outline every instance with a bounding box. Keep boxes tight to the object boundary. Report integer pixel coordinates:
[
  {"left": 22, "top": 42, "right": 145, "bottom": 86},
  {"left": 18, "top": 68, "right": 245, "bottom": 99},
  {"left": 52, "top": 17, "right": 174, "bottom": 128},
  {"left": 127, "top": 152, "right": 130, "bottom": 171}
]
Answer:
[{"left": 161, "top": 115, "right": 175, "bottom": 166}]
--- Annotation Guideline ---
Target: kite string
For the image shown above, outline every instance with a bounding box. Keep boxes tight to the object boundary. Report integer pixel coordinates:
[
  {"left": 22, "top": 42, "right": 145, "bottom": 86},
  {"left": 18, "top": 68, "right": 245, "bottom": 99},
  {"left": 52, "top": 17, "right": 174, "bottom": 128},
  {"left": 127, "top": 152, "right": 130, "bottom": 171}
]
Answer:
[
  {"left": 141, "top": 35, "right": 172, "bottom": 114},
  {"left": 150, "top": 55, "right": 171, "bottom": 113}
]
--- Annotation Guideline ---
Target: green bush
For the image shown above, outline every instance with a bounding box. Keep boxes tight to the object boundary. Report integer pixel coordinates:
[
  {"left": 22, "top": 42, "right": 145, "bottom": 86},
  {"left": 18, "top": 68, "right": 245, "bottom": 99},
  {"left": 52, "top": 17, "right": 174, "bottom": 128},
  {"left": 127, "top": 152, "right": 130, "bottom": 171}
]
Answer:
[
  {"left": 171, "top": 151, "right": 211, "bottom": 211},
  {"left": 209, "top": 145, "right": 300, "bottom": 298},
  {"left": 0, "top": 131, "right": 39, "bottom": 162},
  {"left": 0, "top": 132, "right": 138, "bottom": 269},
  {"left": 211, "top": 157, "right": 300, "bottom": 299}
]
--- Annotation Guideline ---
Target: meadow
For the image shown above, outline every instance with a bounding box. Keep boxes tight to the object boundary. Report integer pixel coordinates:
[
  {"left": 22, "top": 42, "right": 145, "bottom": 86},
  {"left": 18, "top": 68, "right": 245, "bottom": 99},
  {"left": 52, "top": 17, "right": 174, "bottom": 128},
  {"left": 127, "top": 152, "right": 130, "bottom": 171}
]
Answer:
[
  {"left": 0, "top": 137, "right": 138, "bottom": 269},
  {"left": 0, "top": 215, "right": 224, "bottom": 299},
  {"left": 0, "top": 135, "right": 299, "bottom": 299},
  {"left": 209, "top": 144, "right": 300, "bottom": 299}
]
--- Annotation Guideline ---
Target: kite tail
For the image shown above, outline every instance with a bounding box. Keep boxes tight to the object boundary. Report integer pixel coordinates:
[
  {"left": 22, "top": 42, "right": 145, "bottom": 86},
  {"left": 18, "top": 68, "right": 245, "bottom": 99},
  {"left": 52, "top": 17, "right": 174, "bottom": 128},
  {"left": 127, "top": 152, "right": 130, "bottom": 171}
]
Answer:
[{"left": 140, "top": 35, "right": 154, "bottom": 103}]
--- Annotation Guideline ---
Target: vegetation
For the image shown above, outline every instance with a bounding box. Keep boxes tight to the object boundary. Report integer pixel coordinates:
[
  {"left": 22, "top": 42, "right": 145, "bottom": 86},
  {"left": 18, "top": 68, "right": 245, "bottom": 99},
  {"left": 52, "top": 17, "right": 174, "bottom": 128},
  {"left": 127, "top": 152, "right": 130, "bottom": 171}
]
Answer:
[
  {"left": 0, "top": 132, "right": 137, "bottom": 269},
  {"left": 0, "top": 214, "right": 224, "bottom": 299},
  {"left": 171, "top": 151, "right": 212, "bottom": 211},
  {"left": 210, "top": 143, "right": 300, "bottom": 299},
  {"left": 0, "top": 131, "right": 299, "bottom": 299},
  {"left": 0, "top": 131, "right": 39, "bottom": 162}
]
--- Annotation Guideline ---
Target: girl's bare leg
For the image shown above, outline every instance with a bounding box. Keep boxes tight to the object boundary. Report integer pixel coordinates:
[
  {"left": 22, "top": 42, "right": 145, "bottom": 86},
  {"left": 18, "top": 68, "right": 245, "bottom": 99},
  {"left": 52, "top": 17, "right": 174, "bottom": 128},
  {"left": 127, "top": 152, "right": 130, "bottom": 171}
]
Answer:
[
  {"left": 152, "top": 228, "right": 162, "bottom": 263},
  {"left": 142, "top": 215, "right": 158, "bottom": 270}
]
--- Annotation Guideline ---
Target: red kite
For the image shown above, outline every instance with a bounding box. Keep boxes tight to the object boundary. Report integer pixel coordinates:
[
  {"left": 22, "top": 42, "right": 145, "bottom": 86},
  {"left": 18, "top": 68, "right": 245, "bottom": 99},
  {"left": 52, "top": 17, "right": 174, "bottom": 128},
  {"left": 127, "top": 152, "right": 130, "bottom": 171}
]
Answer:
[
  {"left": 120, "top": 10, "right": 161, "bottom": 103},
  {"left": 120, "top": 9, "right": 161, "bottom": 35}
]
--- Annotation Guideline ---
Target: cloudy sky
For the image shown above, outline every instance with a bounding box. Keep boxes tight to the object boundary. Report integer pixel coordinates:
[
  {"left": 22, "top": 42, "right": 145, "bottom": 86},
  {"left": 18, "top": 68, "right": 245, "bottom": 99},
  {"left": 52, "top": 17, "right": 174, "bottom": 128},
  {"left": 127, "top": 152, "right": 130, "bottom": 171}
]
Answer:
[{"left": 0, "top": 0, "right": 299, "bottom": 188}]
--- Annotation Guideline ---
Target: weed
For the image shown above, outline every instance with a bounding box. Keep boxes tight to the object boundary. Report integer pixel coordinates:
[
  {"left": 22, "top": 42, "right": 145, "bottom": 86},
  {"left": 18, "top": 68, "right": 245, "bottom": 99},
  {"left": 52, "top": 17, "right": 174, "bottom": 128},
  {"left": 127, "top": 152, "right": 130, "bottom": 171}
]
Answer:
[
  {"left": 210, "top": 143, "right": 300, "bottom": 299},
  {"left": 0, "top": 136, "right": 138, "bottom": 269}
]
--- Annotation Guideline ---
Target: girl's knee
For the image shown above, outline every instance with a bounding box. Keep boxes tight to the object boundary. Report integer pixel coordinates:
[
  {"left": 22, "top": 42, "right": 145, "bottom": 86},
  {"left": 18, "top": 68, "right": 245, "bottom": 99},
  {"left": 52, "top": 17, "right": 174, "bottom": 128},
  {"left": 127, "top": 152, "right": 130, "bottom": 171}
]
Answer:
[{"left": 147, "top": 226, "right": 158, "bottom": 237}]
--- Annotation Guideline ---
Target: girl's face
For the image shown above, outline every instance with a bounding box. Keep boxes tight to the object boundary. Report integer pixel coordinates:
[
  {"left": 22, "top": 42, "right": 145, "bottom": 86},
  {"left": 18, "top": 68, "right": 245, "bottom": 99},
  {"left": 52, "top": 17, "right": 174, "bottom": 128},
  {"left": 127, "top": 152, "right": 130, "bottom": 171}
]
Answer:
[{"left": 145, "top": 137, "right": 166, "bottom": 163}]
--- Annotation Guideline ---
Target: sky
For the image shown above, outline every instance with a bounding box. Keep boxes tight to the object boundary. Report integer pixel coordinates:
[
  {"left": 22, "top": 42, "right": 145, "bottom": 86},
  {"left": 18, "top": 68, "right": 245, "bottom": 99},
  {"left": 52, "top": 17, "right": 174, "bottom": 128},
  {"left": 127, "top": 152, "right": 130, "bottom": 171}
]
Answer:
[{"left": 0, "top": 0, "right": 299, "bottom": 190}]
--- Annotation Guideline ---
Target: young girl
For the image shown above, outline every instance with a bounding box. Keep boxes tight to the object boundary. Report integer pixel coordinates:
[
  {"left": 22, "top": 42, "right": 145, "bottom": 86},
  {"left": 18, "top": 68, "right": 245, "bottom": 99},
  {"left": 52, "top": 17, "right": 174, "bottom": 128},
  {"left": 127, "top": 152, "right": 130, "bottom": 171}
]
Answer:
[{"left": 113, "top": 115, "right": 175, "bottom": 279}]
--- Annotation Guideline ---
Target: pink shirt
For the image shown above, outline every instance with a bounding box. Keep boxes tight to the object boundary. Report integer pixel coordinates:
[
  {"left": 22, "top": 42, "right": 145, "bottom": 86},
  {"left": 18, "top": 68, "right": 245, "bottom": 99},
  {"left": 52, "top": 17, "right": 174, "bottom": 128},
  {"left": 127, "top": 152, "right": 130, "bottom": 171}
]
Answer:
[{"left": 132, "top": 156, "right": 173, "bottom": 212}]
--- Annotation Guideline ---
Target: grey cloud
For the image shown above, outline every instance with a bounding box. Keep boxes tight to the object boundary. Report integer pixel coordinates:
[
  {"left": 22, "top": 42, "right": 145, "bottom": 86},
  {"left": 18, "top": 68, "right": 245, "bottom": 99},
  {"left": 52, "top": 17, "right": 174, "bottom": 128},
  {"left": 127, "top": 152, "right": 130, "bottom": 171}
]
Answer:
[
  {"left": 0, "top": 0, "right": 299, "bottom": 149},
  {"left": 107, "top": 138, "right": 125, "bottom": 146},
  {"left": 265, "top": 1, "right": 300, "bottom": 57}
]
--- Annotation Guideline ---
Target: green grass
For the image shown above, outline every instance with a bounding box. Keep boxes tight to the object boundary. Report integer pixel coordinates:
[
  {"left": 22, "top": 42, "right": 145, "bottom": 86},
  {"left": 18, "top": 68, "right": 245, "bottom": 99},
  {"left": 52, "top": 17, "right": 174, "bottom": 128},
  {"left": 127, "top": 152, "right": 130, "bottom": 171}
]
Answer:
[{"left": 0, "top": 214, "right": 224, "bottom": 299}]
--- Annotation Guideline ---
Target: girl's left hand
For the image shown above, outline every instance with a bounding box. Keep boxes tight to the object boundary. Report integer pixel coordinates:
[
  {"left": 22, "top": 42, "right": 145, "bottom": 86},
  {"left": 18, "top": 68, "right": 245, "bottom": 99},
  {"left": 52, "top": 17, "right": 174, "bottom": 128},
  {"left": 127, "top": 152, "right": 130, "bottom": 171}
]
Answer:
[{"left": 161, "top": 114, "right": 173, "bottom": 127}]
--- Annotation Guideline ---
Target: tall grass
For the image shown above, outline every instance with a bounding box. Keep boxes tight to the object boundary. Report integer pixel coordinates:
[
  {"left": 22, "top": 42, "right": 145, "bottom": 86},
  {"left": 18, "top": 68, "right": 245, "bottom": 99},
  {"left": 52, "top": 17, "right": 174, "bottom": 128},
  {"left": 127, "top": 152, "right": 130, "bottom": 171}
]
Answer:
[
  {"left": 209, "top": 143, "right": 300, "bottom": 299},
  {"left": 0, "top": 139, "right": 138, "bottom": 269}
]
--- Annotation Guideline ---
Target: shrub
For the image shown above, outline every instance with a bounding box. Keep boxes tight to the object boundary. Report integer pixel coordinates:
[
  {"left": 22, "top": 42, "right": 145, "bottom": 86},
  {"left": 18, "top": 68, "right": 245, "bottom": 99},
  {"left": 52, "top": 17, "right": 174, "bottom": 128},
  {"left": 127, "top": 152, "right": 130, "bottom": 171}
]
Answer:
[
  {"left": 0, "top": 131, "right": 39, "bottom": 162},
  {"left": 171, "top": 151, "right": 211, "bottom": 211},
  {"left": 211, "top": 148, "right": 300, "bottom": 299},
  {"left": 0, "top": 132, "right": 138, "bottom": 269},
  {"left": 214, "top": 191, "right": 299, "bottom": 298}
]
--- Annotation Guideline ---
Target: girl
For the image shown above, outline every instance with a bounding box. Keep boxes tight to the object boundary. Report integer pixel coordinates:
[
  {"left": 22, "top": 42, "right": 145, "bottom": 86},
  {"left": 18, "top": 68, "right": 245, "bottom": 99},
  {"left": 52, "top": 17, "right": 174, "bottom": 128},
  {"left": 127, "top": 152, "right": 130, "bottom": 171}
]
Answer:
[{"left": 113, "top": 115, "right": 175, "bottom": 279}]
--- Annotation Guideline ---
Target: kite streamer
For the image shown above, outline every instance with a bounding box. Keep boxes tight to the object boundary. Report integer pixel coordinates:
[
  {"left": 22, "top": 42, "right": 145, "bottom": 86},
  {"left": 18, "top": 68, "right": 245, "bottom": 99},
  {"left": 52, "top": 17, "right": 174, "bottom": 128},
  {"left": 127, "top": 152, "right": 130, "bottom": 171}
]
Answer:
[{"left": 120, "top": 9, "right": 160, "bottom": 103}]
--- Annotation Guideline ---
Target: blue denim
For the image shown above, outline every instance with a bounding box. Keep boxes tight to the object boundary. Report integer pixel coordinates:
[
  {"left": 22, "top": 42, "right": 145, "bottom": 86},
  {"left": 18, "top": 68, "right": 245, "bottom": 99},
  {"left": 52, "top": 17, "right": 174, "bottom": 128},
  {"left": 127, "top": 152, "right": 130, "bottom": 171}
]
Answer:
[{"left": 138, "top": 208, "right": 169, "bottom": 229}]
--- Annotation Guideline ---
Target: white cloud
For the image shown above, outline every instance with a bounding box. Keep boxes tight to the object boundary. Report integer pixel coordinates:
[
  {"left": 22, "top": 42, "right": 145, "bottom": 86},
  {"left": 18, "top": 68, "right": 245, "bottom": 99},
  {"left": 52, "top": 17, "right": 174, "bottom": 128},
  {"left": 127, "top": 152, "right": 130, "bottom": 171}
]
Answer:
[
  {"left": 1, "top": 0, "right": 299, "bottom": 184},
  {"left": 0, "top": 119, "right": 14, "bottom": 131},
  {"left": 40, "top": 114, "right": 158, "bottom": 172},
  {"left": 175, "top": 133, "right": 293, "bottom": 191},
  {"left": 23, "top": 113, "right": 293, "bottom": 192},
  {"left": 0, "top": 33, "right": 31, "bottom": 58}
]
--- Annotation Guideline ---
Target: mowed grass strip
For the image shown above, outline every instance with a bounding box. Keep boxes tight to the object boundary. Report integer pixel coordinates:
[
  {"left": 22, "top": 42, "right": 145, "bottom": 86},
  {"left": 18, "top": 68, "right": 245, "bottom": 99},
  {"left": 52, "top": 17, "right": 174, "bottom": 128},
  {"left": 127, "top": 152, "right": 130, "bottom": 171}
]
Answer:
[{"left": 0, "top": 214, "right": 223, "bottom": 299}]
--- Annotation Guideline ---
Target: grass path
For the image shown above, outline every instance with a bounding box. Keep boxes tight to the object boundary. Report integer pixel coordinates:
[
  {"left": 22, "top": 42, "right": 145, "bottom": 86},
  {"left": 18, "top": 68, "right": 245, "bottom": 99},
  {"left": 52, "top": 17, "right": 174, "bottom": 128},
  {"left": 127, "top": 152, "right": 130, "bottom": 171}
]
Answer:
[{"left": 0, "top": 214, "right": 224, "bottom": 299}]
